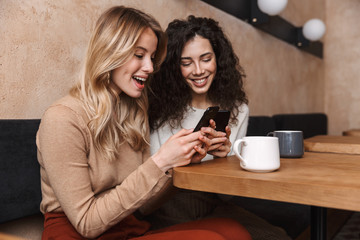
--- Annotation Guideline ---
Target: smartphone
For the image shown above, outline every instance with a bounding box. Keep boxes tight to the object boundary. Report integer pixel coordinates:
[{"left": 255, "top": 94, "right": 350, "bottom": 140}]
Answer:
[
  {"left": 213, "top": 110, "right": 230, "bottom": 133},
  {"left": 193, "top": 106, "right": 219, "bottom": 132}
]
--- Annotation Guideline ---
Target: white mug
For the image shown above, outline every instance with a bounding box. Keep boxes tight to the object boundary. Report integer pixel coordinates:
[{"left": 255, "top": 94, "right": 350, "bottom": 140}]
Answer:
[{"left": 233, "top": 136, "right": 280, "bottom": 172}]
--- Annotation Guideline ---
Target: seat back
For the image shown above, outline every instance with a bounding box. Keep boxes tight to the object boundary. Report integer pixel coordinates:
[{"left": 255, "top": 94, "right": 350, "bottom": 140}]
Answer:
[
  {"left": 272, "top": 113, "right": 328, "bottom": 139},
  {"left": 246, "top": 116, "right": 276, "bottom": 136},
  {"left": 0, "top": 119, "right": 41, "bottom": 223}
]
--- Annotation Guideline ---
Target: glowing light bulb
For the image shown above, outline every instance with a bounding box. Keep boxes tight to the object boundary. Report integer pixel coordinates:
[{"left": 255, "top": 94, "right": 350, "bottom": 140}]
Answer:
[
  {"left": 302, "top": 19, "right": 326, "bottom": 41},
  {"left": 257, "top": 0, "right": 288, "bottom": 16}
]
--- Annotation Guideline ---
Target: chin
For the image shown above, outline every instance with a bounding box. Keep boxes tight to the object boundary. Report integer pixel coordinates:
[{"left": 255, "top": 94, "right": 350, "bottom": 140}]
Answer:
[
  {"left": 123, "top": 91, "right": 143, "bottom": 99},
  {"left": 195, "top": 86, "right": 211, "bottom": 94},
  {"left": 132, "top": 93, "right": 143, "bottom": 98}
]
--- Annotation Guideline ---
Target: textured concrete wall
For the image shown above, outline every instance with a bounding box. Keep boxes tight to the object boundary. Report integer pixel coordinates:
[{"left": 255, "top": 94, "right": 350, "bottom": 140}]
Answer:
[
  {"left": 3, "top": 0, "right": 352, "bottom": 135},
  {"left": 324, "top": 0, "right": 360, "bottom": 135}
]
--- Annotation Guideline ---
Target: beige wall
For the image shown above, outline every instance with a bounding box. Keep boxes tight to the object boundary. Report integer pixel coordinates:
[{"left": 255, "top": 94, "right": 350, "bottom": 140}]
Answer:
[
  {"left": 1, "top": 0, "right": 358, "bottom": 135},
  {"left": 324, "top": 0, "right": 360, "bottom": 135}
]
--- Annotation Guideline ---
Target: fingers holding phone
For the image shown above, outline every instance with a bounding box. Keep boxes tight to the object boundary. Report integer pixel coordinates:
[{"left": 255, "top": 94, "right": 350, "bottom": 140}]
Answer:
[
  {"left": 191, "top": 127, "right": 217, "bottom": 163},
  {"left": 193, "top": 106, "right": 232, "bottom": 158},
  {"left": 207, "top": 124, "right": 232, "bottom": 158},
  {"left": 152, "top": 127, "right": 215, "bottom": 170},
  {"left": 208, "top": 135, "right": 232, "bottom": 157}
]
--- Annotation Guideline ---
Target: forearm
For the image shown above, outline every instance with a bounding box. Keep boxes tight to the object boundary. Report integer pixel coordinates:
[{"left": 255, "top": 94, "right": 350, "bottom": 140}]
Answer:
[{"left": 138, "top": 175, "right": 177, "bottom": 216}]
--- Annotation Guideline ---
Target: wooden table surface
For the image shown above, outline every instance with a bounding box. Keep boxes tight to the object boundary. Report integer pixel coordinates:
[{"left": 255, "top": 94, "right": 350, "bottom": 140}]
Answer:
[
  {"left": 173, "top": 152, "right": 360, "bottom": 212},
  {"left": 304, "top": 135, "right": 360, "bottom": 154},
  {"left": 343, "top": 129, "right": 360, "bottom": 137}
]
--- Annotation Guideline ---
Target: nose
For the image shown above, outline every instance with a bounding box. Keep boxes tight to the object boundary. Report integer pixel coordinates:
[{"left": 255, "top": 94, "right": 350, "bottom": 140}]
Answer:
[
  {"left": 143, "top": 57, "right": 154, "bottom": 73},
  {"left": 192, "top": 62, "right": 204, "bottom": 75}
]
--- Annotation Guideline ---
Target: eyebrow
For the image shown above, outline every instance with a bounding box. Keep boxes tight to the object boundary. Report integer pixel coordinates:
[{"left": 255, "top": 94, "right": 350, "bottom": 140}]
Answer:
[
  {"left": 181, "top": 52, "right": 213, "bottom": 60},
  {"left": 135, "top": 46, "right": 148, "bottom": 52},
  {"left": 135, "top": 46, "right": 157, "bottom": 57}
]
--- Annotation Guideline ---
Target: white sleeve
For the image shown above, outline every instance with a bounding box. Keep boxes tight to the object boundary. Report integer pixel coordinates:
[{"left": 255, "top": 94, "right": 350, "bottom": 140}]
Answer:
[
  {"left": 235, "top": 104, "right": 249, "bottom": 140},
  {"left": 230, "top": 104, "right": 249, "bottom": 155},
  {"left": 150, "top": 130, "right": 162, "bottom": 155}
]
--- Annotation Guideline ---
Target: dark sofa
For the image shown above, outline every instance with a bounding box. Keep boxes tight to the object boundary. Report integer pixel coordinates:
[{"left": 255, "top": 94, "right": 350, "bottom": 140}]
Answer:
[
  {"left": 0, "top": 119, "right": 43, "bottom": 239},
  {"left": 0, "top": 113, "right": 328, "bottom": 239}
]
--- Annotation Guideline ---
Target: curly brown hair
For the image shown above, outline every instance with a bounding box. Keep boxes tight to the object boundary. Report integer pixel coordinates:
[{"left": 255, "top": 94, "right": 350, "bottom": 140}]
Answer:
[{"left": 148, "top": 15, "right": 248, "bottom": 130}]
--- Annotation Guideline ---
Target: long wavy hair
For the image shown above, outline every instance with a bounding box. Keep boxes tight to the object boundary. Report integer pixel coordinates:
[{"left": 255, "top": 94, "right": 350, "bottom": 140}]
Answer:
[
  {"left": 148, "top": 15, "right": 247, "bottom": 130},
  {"left": 70, "top": 6, "right": 166, "bottom": 161}
]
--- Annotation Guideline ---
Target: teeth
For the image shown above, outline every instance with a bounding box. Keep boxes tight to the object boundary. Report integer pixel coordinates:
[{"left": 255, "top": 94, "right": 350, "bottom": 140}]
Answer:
[
  {"left": 133, "top": 76, "right": 146, "bottom": 82},
  {"left": 194, "top": 78, "right": 205, "bottom": 84}
]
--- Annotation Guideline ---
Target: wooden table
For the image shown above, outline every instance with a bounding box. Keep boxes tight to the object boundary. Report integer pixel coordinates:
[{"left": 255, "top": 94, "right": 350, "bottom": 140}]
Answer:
[
  {"left": 304, "top": 135, "right": 360, "bottom": 154},
  {"left": 343, "top": 129, "right": 360, "bottom": 137},
  {"left": 173, "top": 153, "right": 360, "bottom": 240},
  {"left": 0, "top": 233, "right": 25, "bottom": 240}
]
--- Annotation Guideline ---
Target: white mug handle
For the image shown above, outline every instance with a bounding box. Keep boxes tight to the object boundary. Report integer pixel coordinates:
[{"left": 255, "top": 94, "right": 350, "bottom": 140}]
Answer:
[
  {"left": 234, "top": 139, "right": 248, "bottom": 167},
  {"left": 267, "top": 132, "right": 274, "bottom": 136}
]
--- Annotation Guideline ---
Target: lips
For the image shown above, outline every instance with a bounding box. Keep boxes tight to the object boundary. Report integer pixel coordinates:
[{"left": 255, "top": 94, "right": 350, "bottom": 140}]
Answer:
[
  {"left": 191, "top": 76, "right": 208, "bottom": 87},
  {"left": 133, "top": 76, "right": 146, "bottom": 89}
]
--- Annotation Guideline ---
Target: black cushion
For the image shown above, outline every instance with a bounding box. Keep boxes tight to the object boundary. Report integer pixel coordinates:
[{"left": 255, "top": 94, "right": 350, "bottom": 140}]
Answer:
[
  {"left": 273, "top": 113, "right": 328, "bottom": 139},
  {"left": 0, "top": 119, "right": 41, "bottom": 223},
  {"left": 246, "top": 116, "right": 276, "bottom": 136}
]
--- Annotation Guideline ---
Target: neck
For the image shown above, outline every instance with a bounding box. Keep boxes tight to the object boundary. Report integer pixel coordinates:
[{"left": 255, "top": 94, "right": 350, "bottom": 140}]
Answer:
[{"left": 191, "top": 94, "right": 213, "bottom": 109}]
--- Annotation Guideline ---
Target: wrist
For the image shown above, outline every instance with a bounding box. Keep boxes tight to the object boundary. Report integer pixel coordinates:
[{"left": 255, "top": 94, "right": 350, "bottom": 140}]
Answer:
[{"left": 151, "top": 152, "right": 170, "bottom": 173}]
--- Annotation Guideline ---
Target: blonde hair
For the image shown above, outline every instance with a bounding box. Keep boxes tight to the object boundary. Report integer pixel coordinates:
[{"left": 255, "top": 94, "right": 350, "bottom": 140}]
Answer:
[{"left": 70, "top": 6, "right": 167, "bottom": 161}]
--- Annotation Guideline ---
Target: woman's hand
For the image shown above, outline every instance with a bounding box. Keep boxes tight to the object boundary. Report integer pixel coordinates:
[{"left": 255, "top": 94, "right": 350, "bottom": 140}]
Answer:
[
  {"left": 151, "top": 129, "right": 211, "bottom": 172},
  {"left": 202, "top": 120, "right": 232, "bottom": 158},
  {"left": 190, "top": 131, "right": 212, "bottom": 164}
]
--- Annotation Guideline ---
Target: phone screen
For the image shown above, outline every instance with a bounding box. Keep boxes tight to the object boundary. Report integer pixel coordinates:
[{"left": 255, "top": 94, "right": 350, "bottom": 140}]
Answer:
[
  {"left": 193, "top": 106, "right": 219, "bottom": 132},
  {"left": 213, "top": 110, "right": 230, "bottom": 132}
]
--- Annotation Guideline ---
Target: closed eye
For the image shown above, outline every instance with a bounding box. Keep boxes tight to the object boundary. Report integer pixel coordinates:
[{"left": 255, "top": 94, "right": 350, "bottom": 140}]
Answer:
[{"left": 181, "top": 62, "right": 192, "bottom": 67}]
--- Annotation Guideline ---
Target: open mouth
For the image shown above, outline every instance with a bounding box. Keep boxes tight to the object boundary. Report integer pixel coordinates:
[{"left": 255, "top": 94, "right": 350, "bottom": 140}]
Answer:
[
  {"left": 133, "top": 76, "right": 146, "bottom": 86},
  {"left": 191, "top": 76, "right": 208, "bottom": 87}
]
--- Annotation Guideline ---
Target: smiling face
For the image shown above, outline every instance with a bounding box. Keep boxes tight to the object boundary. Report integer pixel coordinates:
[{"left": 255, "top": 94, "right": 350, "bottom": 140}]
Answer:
[
  {"left": 180, "top": 35, "right": 217, "bottom": 104},
  {"left": 111, "top": 27, "right": 158, "bottom": 98}
]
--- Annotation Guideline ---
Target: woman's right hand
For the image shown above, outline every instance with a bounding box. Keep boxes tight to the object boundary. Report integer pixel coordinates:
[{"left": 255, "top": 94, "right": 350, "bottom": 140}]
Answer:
[{"left": 151, "top": 129, "right": 210, "bottom": 172}]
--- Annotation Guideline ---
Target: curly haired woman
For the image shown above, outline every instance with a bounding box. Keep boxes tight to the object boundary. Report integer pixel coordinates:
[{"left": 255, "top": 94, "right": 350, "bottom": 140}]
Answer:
[
  {"left": 36, "top": 7, "right": 252, "bottom": 240},
  {"left": 147, "top": 15, "right": 291, "bottom": 240}
]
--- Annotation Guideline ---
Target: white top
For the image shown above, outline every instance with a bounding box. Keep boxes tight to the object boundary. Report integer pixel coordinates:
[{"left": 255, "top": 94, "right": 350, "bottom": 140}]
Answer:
[{"left": 150, "top": 104, "right": 249, "bottom": 161}]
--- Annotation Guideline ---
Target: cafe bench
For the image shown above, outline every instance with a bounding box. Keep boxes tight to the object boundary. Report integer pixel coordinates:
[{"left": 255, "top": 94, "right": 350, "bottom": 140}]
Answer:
[
  {"left": 0, "top": 119, "right": 43, "bottom": 239},
  {"left": 0, "top": 113, "right": 328, "bottom": 239}
]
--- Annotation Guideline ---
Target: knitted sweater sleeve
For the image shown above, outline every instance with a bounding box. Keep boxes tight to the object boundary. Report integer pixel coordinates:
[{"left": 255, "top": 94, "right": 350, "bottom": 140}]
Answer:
[{"left": 37, "top": 104, "right": 170, "bottom": 238}]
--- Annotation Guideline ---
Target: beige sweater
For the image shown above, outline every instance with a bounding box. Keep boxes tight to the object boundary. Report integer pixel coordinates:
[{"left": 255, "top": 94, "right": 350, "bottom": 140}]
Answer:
[{"left": 36, "top": 95, "right": 171, "bottom": 238}]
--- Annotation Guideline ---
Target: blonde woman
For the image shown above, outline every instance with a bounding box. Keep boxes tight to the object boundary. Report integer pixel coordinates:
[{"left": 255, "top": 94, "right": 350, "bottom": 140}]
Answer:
[{"left": 36, "top": 6, "right": 251, "bottom": 240}]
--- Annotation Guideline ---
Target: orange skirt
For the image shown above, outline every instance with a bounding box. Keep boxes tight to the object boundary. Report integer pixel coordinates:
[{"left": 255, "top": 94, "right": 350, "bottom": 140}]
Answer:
[{"left": 42, "top": 212, "right": 251, "bottom": 240}]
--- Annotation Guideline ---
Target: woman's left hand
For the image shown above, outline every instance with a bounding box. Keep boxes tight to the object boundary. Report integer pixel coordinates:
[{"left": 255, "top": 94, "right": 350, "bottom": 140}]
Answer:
[{"left": 203, "top": 121, "right": 232, "bottom": 158}]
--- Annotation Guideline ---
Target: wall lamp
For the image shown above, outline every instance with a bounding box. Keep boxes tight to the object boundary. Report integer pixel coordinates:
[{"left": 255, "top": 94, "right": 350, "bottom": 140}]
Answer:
[
  {"left": 201, "top": 0, "right": 325, "bottom": 59},
  {"left": 257, "top": 0, "right": 288, "bottom": 17}
]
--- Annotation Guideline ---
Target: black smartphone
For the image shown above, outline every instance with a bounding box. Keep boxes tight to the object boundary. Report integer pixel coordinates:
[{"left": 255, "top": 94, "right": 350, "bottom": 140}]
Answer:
[
  {"left": 193, "top": 106, "right": 219, "bottom": 132},
  {"left": 213, "top": 110, "right": 230, "bottom": 132}
]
